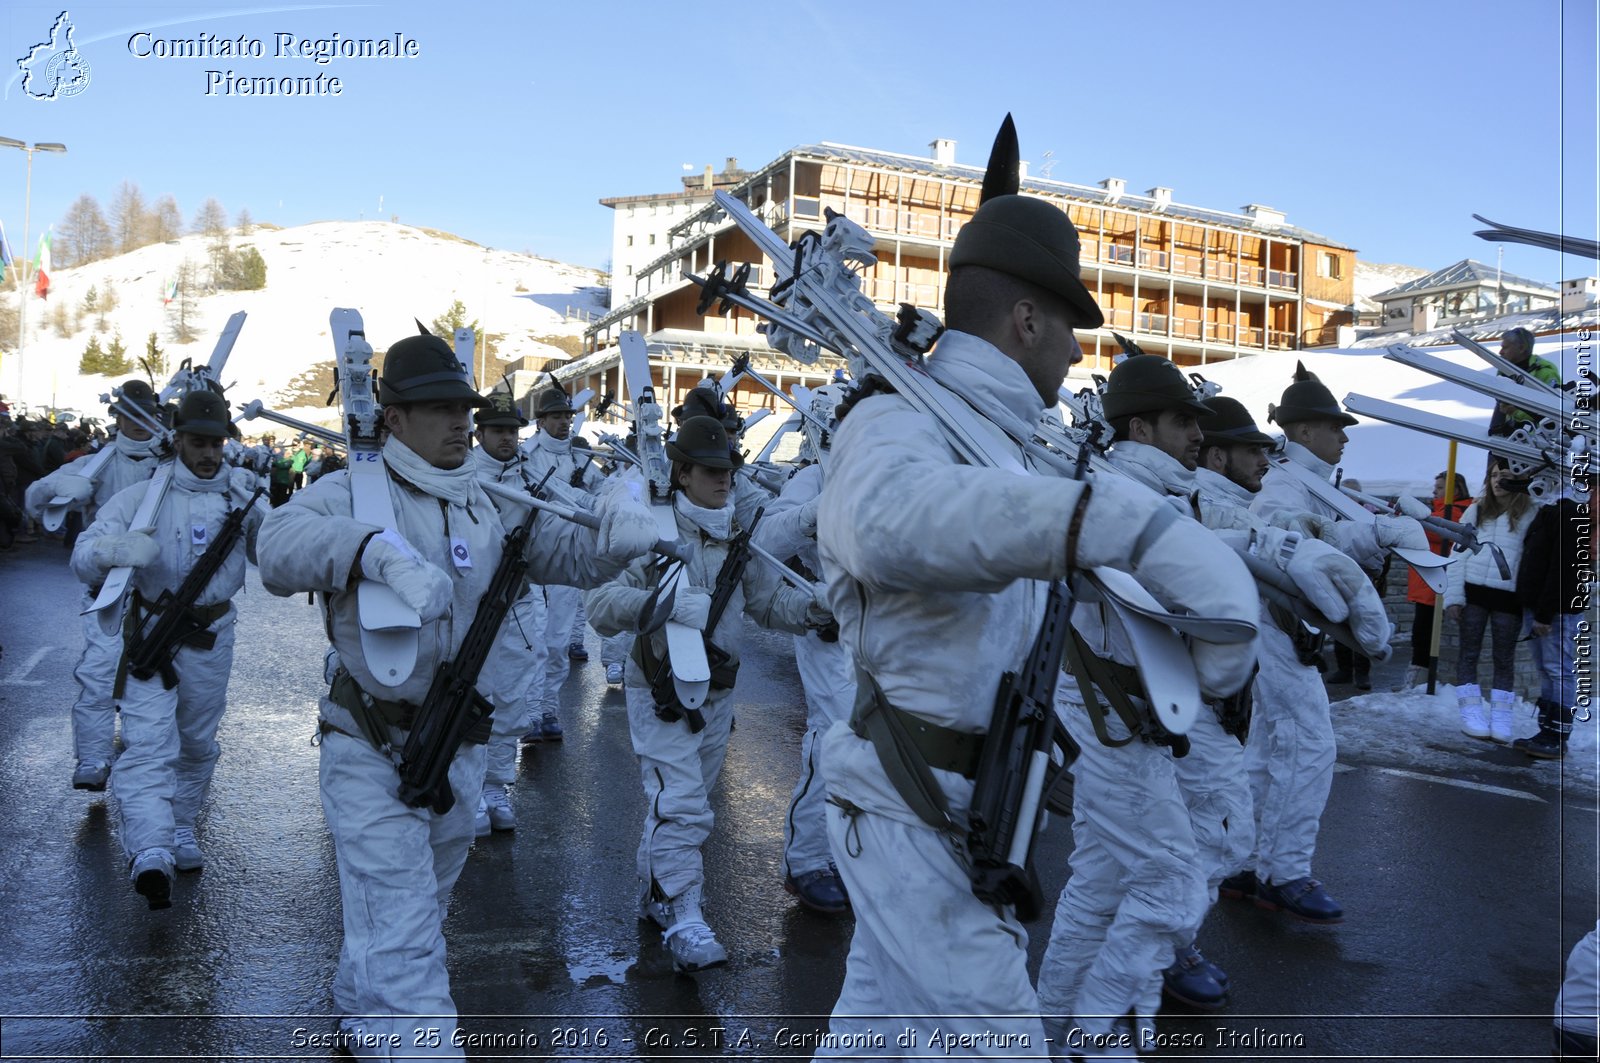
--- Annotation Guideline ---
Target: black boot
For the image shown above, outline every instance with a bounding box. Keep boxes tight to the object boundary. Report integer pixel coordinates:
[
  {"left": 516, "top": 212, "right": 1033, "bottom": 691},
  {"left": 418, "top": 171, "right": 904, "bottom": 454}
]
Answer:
[{"left": 1514, "top": 698, "right": 1569, "bottom": 760}]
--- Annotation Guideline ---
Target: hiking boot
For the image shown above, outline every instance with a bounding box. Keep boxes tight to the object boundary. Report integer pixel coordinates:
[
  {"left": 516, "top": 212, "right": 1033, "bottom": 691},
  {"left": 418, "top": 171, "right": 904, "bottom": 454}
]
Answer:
[
  {"left": 606, "top": 662, "right": 625, "bottom": 685},
  {"left": 1254, "top": 876, "right": 1343, "bottom": 923},
  {"left": 1218, "top": 869, "right": 1257, "bottom": 901},
  {"left": 1517, "top": 729, "right": 1567, "bottom": 760},
  {"left": 483, "top": 786, "right": 515, "bottom": 831},
  {"left": 784, "top": 868, "right": 850, "bottom": 914},
  {"left": 647, "top": 885, "right": 728, "bottom": 972},
  {"left": 130, "top": 848, "right": 174, "bottom": 910},
  {"left": 567, "top": 642, "right": 589, "bottom": 662},
  {"left": 172, "top": 826, "right": 204, "bottom": 873},
  {"left": 1162, "top": 943, "right": 1227, "bottom": 1010},
  {"left": 1324, "top": 669, "right": 1353, "bottom": 685},
  {"left": 72, "top": 760, "right": 111, "bottom": 792},
  {"left": 538, "top": 712, "right": 563, "bottom": 741},
  {"left": 473, "top": 796, "right": 491, "bottom": 838}
]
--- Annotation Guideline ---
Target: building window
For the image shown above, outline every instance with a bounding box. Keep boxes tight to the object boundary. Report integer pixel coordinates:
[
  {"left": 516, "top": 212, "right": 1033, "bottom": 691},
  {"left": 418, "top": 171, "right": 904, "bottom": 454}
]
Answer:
[
  {"left": 649, "top": 234, "right": 657, "bottom": 245},
  {"left": 1317, "top": 251, "right": 1341, "bottom": 279},
  {"left": 625, "top": 265, "right": 633, "bottom": 276},
  {"left": 626, "top": 235, "right": 634, "bottom": 247}
]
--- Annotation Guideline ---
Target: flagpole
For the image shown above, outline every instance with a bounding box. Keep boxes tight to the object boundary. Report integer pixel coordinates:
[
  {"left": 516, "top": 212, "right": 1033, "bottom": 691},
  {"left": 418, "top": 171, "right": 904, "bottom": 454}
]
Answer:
[{"left": 0, "top": 138, "right": 68, "bottom": 407}]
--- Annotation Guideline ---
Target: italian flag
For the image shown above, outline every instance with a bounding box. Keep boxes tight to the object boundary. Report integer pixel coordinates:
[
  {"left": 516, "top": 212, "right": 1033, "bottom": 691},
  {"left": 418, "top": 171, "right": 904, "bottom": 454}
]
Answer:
[{"left": 33, "top": 229, "right": 50, "bottom": 299}]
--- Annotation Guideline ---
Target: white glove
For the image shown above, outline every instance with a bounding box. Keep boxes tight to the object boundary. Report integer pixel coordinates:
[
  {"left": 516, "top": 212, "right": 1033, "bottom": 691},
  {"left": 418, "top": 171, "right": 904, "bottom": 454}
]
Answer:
[
  {"left": 810, "top": 578, "right": 830, "bottom": 609},
  {"left": 798, "top": 497, "right": 821, "bottom": 536},
  {"left": 596, "top": 496, "right": 658, "bottom": 564},
  {"left": 1373, "top": 514, "right": 1429, "bottom": 552},
  {"left": 805, "top": 601, "right": 834, "bottom": 629},
  {"left": 90, "top": 530, "right": 159, "bottom": 571},
  {"left": 360, "top": 529, "right": 453, "bottom": 623},
  {"left": 1077, "top": 475, "right": 1259, "bottom": 697},
  {"left": 669, "top": 586, "right": 712, "bottom": 630},
  {"left": 50, "top": 473, "right": 94, "bottom": 505},
  {"left": 1283, "top": 537, "right": 1391, "bottom": 655},
  {"left": 1393, "top": 494, "right": 1432, "bottom": 520}
]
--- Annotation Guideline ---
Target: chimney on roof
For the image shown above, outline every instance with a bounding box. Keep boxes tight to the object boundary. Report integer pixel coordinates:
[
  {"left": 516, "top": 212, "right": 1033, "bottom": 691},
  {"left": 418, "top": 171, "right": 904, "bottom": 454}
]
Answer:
[
  {"left": 703, "top": 165, "right": 713, "bottom": 190},
  {"left": 1018, "top": 160, "right": 1030, "bottom": 181},
  {"left": 930, "top": 138, "right": 956, "bottom": 166},
  {"left": 1146, "top": 186, "right": 1172, "bottom": 209},
  {"left": 1243, "top": 203, "right": 1285, "bottom": 228},
  {"left": 1100, "top": 177, "right": 1125, "bottom": 199},
  {"left": 723, "top": 157, "right": 739, "bottom": 173}
]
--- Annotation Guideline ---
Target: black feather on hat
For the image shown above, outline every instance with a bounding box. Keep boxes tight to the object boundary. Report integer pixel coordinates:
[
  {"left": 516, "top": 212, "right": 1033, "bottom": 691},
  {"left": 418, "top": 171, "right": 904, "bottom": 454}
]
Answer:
[{"left": 1267, "top": 361, "right": 1358, "bottom": 427}]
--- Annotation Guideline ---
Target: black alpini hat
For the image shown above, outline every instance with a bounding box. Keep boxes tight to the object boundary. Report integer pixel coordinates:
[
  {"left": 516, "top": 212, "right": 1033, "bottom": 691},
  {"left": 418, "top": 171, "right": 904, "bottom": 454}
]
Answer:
[
  {"left": 1268, "top": 362, "right": 1358, "bottom": 427},
  {"left": 666, "top": 415, "right": 742, "bottom": 470},
  {"left": 476, "top": 390, "right": 527, "bottom": 428},
  {"left": 173, "top": 390, "right": 232, "bottom": 438},
  {"left": 1101, "top": 355, "right": 1214, "bottom": 420},
  {"left": 379, "top": 334, "right": 489, "bottom": 407},
  {"left": 1199, "top": 396, "right": 1275, "bottom": 447},
  {"left": 533, "top": 387, "right": 576, "bottom": 417},
  {"left": 949, "top": 194, "right": 1105, "bottom": 330}
]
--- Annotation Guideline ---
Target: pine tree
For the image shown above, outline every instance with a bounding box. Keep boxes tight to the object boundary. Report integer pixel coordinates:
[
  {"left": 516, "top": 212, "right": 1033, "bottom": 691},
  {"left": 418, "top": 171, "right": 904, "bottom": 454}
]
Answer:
[
  {"left": 145, "top": 331, "right": 167, "bottom": 380},
  {"left": 168, "top": 260, "right": 199, "bottom": 342},
  {"left": 107, "top": 331, "right": 132, "bottom": 374},
  {"left": 79, "top": 335, "right": 108, "bottom": 375}
]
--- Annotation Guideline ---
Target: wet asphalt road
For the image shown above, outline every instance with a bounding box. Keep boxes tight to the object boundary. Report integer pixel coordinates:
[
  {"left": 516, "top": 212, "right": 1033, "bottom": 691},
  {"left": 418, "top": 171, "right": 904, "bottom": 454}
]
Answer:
[{"left": 0, "top": 538, "right": 1595, "bottom": 1062}]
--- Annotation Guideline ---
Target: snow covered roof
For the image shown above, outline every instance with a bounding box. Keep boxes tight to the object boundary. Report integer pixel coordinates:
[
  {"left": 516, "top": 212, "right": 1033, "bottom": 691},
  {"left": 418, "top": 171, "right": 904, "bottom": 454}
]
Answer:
[{"left": 1372, "top": 259, "right": 1557, "bottom": 301}]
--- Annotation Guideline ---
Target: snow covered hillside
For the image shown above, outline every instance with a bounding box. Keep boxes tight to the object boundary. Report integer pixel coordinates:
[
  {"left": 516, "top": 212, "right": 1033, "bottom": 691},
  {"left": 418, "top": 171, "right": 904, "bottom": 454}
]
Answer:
[{"left": 4, "top": 221, "right": 607, "bottom": 420}]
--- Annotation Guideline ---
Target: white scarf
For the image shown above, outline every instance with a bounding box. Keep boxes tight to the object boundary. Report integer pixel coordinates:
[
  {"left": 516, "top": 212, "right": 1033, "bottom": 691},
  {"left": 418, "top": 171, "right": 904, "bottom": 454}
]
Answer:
[
  {"left": 114, "top": 431, "right": 163, "bottom": 461},
  {"left": 533, "top": 431, "right": 571, "bottom": 457},
  {"left": 675, "top": 492, "right": 733, "bottom": 540},
  {"left": 1110, "top": 440, "right": 1196, "bottom": 497},
  {"left": 468, "top": 444, "right": 519, "bottom": 483},
  {"left": 172, "top": 457, "right": 230, "bottom": 494},
  {"left": 382, "top": 436, "right": 478, "bottom": 507},
  {"left": 1283, "top": 440, "right": 1336, "bottom": 480}
]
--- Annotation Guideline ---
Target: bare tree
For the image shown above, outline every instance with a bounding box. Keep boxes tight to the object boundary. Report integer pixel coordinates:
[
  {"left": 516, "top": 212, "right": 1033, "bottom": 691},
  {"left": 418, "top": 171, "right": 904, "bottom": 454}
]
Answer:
[
  {"left": 168, "top": 259, "right": 200, "bottom": 342},
  {"left": 150, "top": 195, "right": 184, "bottom": 243},
  {"left": 235, "top": 207, "right": 253, "bottom": 235},
  {"left": 57, "top": 194, "right": 112, "bottom": 266},
  {"left": 192, "top": 198, "right": 227, "bottom": 238},
  {"left": 109, "top": 181, "right": 150, "bottom": 255}
]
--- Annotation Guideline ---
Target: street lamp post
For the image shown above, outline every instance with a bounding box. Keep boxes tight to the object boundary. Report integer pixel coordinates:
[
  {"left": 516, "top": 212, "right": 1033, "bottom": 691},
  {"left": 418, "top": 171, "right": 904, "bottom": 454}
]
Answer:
[{"left": 0, "top": 137, "right": 67, "bottom": 409}]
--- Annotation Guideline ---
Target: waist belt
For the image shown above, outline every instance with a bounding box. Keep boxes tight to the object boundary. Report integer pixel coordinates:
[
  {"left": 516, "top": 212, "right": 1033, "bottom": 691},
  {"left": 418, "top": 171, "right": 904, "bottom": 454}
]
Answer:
[
  {"left": 847, "top": 665, "right": 982, "bottom": 836},
  {"left": 326, "top": 669, "right": 491, "bottom": 746},
  {"left": 849, "top": 692, "right": 983, "bottom": 779},
  {"left": 143, "top": 595, "right": 232, "bottom": 629}
]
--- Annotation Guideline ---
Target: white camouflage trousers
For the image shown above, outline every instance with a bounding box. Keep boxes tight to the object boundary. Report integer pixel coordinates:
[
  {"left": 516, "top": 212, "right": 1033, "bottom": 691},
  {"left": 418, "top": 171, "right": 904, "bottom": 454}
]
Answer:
[
  {"left": 114, "top": 621, "right": 236, "bottom": 859},
  {"left": 1244, "top": 620, "right": 1336, "bottom": 885},
  {"left": 533, "top": 585, "right": 581, "bottom": 721},
  {"left": 1169, "top": 704, "right": 1253, "bottom": 909},
  {"left": 72, "top": 592, "right": 124, "bottom": 768},
  {"left": 817, "top": 756, "right": 1043, "bottom": 1059},
  {"left": 625, "top": 672, "right": 733, "bottom": 904},
  {"left": 783, "top": 631, "right": 855, "bottom": 879},
  {"left": 320, "top": 724, "right": 486, "bottom": 1061},
  {"left": 481, "top": 595, "right": 547, "bottom": 786},
  {"left": 1036, "top": 689, "right": 1207, "bottom": 1038}
]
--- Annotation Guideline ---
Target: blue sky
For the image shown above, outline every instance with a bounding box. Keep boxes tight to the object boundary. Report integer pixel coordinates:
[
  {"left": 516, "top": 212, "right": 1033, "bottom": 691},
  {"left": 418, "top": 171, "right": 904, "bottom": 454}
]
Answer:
[{"left": 0, "top": 0, "right": 1594, "bottom": 285}]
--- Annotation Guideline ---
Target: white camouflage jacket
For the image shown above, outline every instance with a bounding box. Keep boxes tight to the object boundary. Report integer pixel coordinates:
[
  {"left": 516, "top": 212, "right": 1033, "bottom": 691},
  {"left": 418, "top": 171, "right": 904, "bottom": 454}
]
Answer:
[{"left": 26, "top": 433, "right": 163, "bottom": 524}]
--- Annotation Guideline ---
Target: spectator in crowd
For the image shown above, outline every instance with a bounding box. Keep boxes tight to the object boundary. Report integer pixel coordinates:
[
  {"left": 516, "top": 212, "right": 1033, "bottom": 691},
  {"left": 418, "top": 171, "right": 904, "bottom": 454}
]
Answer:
[
  {"left": 1445, "top": 460, "right": 1530, "bottom": 742},
  {"left": 1487, "top": 327, "right": 1564, "bottom": 438},
  {"left": 1395, "top": 471, "right": 1472, "bottom": 691},
  {"left": 1513, "top": 468, "right": 1594, "bottom": 759}
]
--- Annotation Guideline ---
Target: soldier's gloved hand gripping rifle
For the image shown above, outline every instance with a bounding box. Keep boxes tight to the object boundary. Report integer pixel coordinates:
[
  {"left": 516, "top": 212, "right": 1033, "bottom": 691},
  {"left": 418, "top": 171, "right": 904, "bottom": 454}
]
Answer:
[{"left": 121, "top": 484, "right": 265, "bottom": 693}]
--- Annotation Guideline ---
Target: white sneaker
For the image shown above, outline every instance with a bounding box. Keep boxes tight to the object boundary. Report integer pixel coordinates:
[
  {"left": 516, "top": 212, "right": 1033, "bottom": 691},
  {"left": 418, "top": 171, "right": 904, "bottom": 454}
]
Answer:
[
  {"left": 483, "top": 786, "right": 515, "bottom": 831},
  {"left": 130, "top": 848, "right": 174, "bottom": 910},
  {"left": 663, "top": 917, "right": 728, "bottom": 972},
  {"left": 173, "top": 826, "right": 204, "bottom": 873},
  {"left": 1490, "top": 690, "right": 1516, "bottom": 744},
  {"left": 1458, "top": 684, "right": 1489, "bottom": 739},
  {"left": 605, "top": 663, "right": 625, "bottom": 685},
  {"left": 473, "top": 796, "right": 491, "bottom": 839}
]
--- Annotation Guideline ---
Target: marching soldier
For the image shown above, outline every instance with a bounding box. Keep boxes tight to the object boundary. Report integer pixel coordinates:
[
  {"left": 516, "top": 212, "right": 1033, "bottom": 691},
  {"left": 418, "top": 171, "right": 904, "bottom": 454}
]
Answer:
[
  {"left": 256, "top": 333, "right": 657, "bottom": 1057},
  {"left": 586, "top": 415, "right": 829, "bottom": 971},
  {"left": 1233, "top": 364, "right": 1428, "bottom": 922},
  {"left": 812, "top": 194, "right": 1258, "bottom": 1055},
  {"left": 520, "top": 385, "right": 604, "bottom": 743},
  {"left": 70, "top": 390, "right": 265, "bottom": 908},
  {"left": 26, "top": 380, "right": 166, "bottom": 793}
]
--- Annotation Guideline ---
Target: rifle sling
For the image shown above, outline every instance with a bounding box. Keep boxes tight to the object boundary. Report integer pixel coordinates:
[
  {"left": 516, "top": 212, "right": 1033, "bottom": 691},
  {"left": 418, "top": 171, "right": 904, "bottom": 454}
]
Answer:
[
  {"left": 847, "top": 666, "right": 980, "bottom": 835},
  {"left": 1062, "top": 630, "right": 1145, "bottom": 749},
  {"left": 326, "top": 668, "right": 491, "bottom": 748}
]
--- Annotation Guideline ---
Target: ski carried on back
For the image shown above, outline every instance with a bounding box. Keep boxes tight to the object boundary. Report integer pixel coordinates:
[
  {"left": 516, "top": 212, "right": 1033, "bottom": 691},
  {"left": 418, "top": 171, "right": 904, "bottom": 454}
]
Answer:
[
  {"left": 84, "top": 312, "right": 247, "bottom": 624},
  {"left": 1448, "top": 328, "right": 1570, "bottom": 398},
  {"left": 618, "top": 330, "right": 711, "bottom": 711},
  {"left": 1382, "top": 344, "right": 1579, "bottom": 430},
  {"left": 331, "top": 308, "right": 420, "bottom": 688}
]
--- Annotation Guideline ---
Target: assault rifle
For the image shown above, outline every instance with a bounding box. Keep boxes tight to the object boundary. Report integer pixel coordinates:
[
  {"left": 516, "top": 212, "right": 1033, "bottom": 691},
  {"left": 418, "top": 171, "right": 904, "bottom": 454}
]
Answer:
[
  {"left": 124, "top": 485, "right": 265, "bottom": 689},
  {"left": 644, "top": 508, "right": 766, "bottom": 734},
  {"left": 966, "top": 577, "right": 1078, "bottom": 920},
  {"left": 396, "top": 500, "right": 539, "bottom": 815}
]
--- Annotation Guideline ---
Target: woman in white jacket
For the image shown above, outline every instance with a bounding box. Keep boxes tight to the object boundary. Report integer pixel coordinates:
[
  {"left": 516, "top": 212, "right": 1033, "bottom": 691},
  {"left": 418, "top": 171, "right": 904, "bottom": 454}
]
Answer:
[{"left": 1445, "top": 461, "right": 1532, "bottom": 742}]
